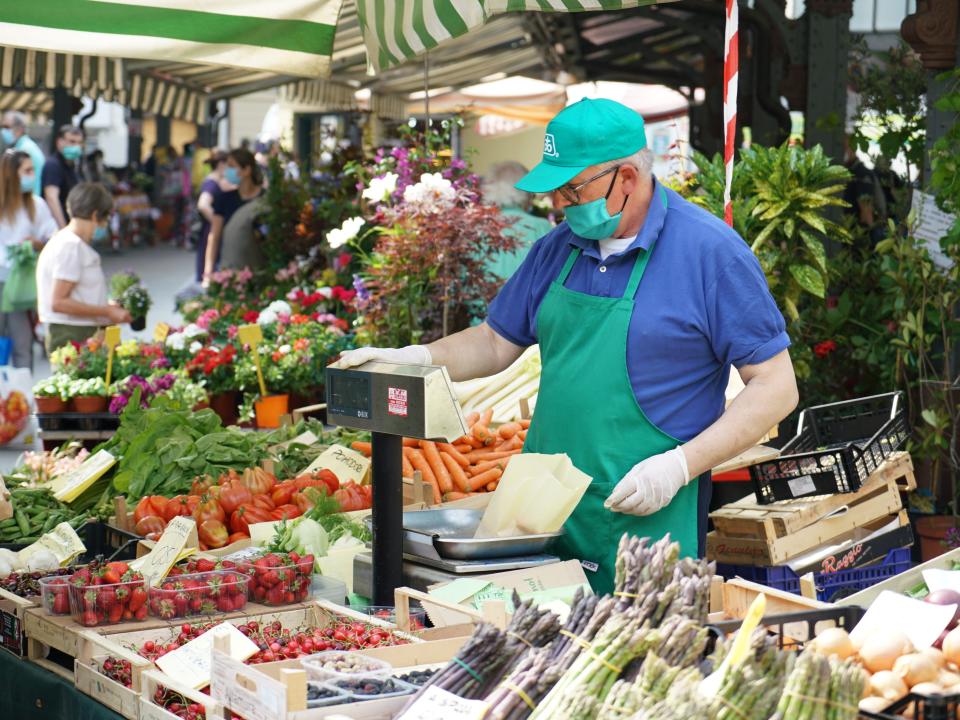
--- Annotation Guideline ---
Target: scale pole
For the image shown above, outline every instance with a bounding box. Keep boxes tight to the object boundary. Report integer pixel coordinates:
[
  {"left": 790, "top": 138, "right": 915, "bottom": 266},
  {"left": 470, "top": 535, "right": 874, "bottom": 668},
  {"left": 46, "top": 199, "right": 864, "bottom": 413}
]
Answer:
[{"left": 370, "top": 431, "right": 403, "bottom": 605}]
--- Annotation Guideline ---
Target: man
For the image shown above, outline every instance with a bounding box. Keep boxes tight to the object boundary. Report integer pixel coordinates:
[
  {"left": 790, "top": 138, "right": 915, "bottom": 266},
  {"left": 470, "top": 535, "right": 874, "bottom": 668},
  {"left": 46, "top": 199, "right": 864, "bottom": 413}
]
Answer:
[
  {"left": 1, "top": 111, "right": 45, "bottom": 195},
  {"left": 42, "top": 125, "right": 84, "bottom": 228},
  {"left": 337, "top": 99, "right": 798, "bottom": 593}
]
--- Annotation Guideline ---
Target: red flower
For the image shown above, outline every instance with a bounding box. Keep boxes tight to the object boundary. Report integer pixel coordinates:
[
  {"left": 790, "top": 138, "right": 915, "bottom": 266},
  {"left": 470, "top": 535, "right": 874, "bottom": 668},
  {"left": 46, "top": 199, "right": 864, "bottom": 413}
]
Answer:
[
  {"left": 271, "top": 351, "right": 283, "bottom": 362},
  {"left": 333, "top": 318, "right": 349, "bottom": 332},
  {"left": 290, "top": 314, "right": 310, "bottom": 325},
  {"left": 243, "top": 310, "right": 260, "bottom": 323},
  {"left": 813, "top": 340, "right": 837, "bottom": 358}
]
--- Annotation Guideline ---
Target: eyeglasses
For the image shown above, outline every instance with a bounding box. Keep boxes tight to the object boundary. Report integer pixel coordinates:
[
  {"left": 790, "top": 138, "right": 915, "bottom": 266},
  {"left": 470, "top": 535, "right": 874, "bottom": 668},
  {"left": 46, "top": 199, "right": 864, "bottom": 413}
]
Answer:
[{"left": 557, "top": 165, "right": 621, "bottom": 205}]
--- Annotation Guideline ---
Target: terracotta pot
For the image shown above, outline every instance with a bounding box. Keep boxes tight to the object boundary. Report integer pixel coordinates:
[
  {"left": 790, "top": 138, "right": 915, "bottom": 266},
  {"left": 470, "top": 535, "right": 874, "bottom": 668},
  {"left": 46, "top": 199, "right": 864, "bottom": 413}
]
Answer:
[
  {"left": 192, "top": 401, "right": 210, "bottom": 412},
  {"left": 209, "top": 391, "right": 240, "bottom": 426},
  {"left": 916, "top": 515, "right": 959, "bottom": 562},
  {"left": 35, "top": 396, "right": 67, "bottom": 414},
  {"left": 255, "top": 394, "right": 290, "bottom": 429},
  {"left": 72, "top": 395, "right": 108, "bottom": 414}
]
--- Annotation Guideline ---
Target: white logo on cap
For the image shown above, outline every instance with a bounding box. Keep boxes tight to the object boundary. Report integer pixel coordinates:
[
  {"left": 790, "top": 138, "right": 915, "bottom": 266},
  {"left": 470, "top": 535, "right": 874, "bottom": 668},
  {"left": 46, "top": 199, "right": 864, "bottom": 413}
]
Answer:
[{"left": 543, "top": 133, "right": 559, "bottom": 158}]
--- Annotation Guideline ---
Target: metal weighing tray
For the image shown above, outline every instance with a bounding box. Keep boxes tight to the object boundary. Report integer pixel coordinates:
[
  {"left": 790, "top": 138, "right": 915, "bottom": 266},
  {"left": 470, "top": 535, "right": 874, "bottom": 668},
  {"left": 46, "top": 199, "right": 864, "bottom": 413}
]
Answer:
[{"left": 400, "top": 509, "right": 562, "bottom": 561}]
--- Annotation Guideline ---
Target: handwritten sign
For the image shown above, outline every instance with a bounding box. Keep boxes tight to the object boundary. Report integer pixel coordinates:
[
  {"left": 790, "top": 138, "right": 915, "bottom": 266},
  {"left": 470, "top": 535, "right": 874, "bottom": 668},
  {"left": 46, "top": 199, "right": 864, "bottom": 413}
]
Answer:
[
  {"left": 18, "top": 522, "right": 86, "bottom": 567},
  {"left": 305, "top": 445, "right": 370, "bottom": 485},
  {"left": 103, "top": 325, "right": 121, "bottom": 386},
  {"left": 157, "top": 623, "right": 258, "bottom": 690},
  {"left": 153, "top": 322, "right": 171, "bottom": 343},
  {"left": 131, "top": 516, "right": 198, "bottom": 587},
  {"left": 399, "top": 686, "right": 489, "bottom": 719},
  {"left": 912, "top": 190, "right": 957, "bottom": 270},
  {"left": 238, "top": 324, "right": 267, "bottom": 396},
  {"left": 51, "top": 449, "right": 116, "bottom": 502}
]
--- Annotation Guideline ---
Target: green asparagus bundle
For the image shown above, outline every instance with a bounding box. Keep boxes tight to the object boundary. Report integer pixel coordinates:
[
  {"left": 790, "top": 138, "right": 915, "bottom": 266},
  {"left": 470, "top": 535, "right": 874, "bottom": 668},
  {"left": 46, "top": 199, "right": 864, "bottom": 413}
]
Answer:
[{"left": 826, "top": 657, "right": 866, "bottom": 720}]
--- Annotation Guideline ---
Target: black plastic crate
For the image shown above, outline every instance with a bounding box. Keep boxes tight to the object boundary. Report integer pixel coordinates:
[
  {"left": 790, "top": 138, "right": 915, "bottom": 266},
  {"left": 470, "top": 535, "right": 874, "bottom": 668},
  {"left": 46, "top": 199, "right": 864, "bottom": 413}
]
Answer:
[
  {"left": 860, "top": 692, "right": 960, "bottom": 720},
  {"left": 750, "top": 392, "right": 908, "bottom": 504},
  {"left": 36, "top": 412, "right": 119, "bottom": 433},
  {"left": 708, "top": 605, "right": 866, "bottom": 651},
  {"left": 0, "top": 521, "right": 139, "bottom": 562}
]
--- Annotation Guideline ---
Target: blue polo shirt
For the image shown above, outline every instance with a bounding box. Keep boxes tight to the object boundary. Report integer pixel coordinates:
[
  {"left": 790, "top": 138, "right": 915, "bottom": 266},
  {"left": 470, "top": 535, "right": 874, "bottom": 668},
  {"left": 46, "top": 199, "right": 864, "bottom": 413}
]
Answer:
[{"left": 487, "top": 177, "right": 790, "bottom": 442}]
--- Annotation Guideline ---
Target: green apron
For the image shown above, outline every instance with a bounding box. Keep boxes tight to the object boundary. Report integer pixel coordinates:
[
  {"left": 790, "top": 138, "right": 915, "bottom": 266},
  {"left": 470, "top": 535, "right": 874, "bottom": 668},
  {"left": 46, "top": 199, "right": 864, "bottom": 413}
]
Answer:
[{"left": 523, "top": 228, "right": 700, "bottom": 595}]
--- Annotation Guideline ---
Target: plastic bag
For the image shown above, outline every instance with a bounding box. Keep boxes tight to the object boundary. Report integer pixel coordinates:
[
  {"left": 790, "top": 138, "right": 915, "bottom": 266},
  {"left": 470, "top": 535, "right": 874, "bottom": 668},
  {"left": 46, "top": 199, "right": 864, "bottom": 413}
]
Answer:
[
  {"left": 0, "top": 366, "right": 39, "bottom": 449},
  {"left": 2, "top": 242, "right": 37, "bottom": 313}
]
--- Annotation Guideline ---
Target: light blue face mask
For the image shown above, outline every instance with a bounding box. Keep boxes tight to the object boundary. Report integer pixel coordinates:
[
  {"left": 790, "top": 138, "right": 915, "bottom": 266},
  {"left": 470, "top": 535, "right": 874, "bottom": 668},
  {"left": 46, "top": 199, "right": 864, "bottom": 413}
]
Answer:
[
  {"left": 563, "top": 166, "right": 629, "bottom": 241},
  {"left": 1, "top": 128, "right": 14, "bottom": 146},
  {"left": 92, "top": 225, "right": 109, "bottom": 242},
  {"left": 224, "top": 166, "right": 241, "bottom": 185},
  {"left": 19, "top": 175, "right": 34, "bottom": 193},
  {"left": 62, "top": 145, "right": 83, "bottom": 162}
]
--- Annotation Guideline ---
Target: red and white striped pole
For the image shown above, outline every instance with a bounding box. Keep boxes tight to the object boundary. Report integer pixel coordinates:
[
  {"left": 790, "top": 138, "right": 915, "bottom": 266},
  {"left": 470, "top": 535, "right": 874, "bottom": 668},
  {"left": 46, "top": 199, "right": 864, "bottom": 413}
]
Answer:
[{"left": 723, "top": 0, "right": 739, "bottom": 227}]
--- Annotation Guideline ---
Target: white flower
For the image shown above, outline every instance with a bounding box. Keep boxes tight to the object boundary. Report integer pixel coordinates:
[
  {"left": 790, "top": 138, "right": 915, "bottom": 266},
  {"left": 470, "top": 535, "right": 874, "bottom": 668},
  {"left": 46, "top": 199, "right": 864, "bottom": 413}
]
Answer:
[
  {"left": 327, "top": 216, "right": 365, "bottom": 249},
  {"left": 267, "top": 300, "right": 292, "bottom": 316},
  {"left": 403, "top": 172, "right": 456, "bottom": 211},
  {"left": 317, "top": 287, "right": 333, "bottom": 300},
  {"left": 362, "top": 172, "right": 398, "bottom": 203},
  {"left": 258, "top": 308, "right": 278, "bottom": 326},
  {"left": 279, "top": 344, "right": 292, "bottom": 355},
  {"left": 183, "top": 323, "right": 206, "bottom": 339},
  {"left": 189, "top": 341, "right": 203, "bottom": 354},
  {"left": 166, "top": 333, "right": 186, "bottom": 351}
]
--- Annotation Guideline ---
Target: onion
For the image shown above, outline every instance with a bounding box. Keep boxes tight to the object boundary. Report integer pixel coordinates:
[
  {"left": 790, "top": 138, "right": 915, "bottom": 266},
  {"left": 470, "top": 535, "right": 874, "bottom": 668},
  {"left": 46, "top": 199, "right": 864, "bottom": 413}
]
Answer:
[
  {"left": 942, "top": 628, "right": 960, "bottom": 665},
  {"left": 921, "top": 647, "right": 947, "bottom": 668},
  {"left": 893, "top": 653, "right": 940, "bottom": 687},
  {"left": 869, "top": 671, "right": 909, "bottom": 701},
  {"left": 859, "top": 696, "right": 891, "bottom": 712},
  {"left": 911, "top": 682, "right": 945, "bottom": 696},
  {"left": 941, "top": 669, "right": 960, "bottom": 687},
  {"left": 926, "top": 589, "right": 960, "bottom": 629},
  {"left": 860, "top": 631, "right": 914, "bottom": 673},
  {"left": 812, "top": 627, "right": 855, "bottom": 660}
]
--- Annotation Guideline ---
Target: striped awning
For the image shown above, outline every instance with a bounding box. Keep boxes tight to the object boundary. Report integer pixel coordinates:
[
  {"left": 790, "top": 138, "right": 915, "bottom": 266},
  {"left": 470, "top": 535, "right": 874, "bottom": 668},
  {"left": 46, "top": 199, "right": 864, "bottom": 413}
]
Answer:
[
  {"left": 281, "top": 80, "right": 358, "bottom": 111},
  {"left": 353, "top": 0, "right": 678, "bottom": 72},
  {"left": 0, "top": 46, "right": 125, "bottom": 101}
]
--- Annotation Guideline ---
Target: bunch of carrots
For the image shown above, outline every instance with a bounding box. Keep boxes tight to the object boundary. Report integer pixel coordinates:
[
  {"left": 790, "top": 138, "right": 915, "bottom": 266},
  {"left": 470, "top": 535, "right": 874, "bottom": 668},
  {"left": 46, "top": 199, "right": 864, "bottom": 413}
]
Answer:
[{"left": 350, "top": 409, "right": 530, "bottom": 503}]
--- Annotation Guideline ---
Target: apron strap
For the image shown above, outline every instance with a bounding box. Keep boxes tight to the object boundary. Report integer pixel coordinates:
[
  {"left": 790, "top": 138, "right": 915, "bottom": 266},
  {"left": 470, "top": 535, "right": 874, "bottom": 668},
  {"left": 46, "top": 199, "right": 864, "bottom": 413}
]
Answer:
[
  {"left": 557, "top": 248, "right": 580, "bottom": 285},
  {"left": 623, "top": 237, "right": 657, "bottom": 299}
]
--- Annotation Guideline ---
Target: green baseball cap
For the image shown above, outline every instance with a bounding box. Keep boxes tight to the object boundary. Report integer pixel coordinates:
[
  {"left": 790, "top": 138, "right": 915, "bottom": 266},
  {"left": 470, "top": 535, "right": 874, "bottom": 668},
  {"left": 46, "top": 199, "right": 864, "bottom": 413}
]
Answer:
[{"left": 515, "top": 98, "right": 647, "bottom": 193}]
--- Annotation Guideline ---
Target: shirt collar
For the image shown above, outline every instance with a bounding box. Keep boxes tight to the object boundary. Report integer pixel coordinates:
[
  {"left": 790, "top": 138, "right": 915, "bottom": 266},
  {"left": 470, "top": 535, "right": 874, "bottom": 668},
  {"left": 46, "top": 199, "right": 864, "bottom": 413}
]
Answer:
[{"left": 567, "top": 175, "right": 669, "bottom": 258}]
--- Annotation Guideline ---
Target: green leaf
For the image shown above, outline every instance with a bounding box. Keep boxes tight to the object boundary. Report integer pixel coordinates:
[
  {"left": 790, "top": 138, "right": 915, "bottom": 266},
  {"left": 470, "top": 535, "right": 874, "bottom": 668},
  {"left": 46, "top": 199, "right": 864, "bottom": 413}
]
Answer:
[
  {"left": 789, "top": 264, "right": 826, "bottom": 298},
  {"left": 800, "top": 231, "right": 828, "bottom": 274},
  {"left": 922, "top": 409, "right": 940, "bottom": 427},
  {"left": 798, "top": 211, "right": 827, "bottom": 233}
]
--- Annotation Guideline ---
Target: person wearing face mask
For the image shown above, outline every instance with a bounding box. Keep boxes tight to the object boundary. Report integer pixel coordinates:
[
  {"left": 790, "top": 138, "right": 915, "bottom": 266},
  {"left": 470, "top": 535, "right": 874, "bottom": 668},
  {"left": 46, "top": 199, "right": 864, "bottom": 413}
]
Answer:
[
  {"left": 41, "top": 125, "right": 85, "bottom": 228},
  {"left": 1, "top": 111, "right": 45, "bottom": 196},
  {"left": 203, "top": 148, "right": 265, "bottom": 281},
  {"left": 36, "top": 182, "right": 131, "bottom": 354},
  {"left": 335, "top": 99, "right": 799, "bottom": 594},
  {"left": 194, "top": 148, "right": 234, "bottom": 283},
  {"left": 0, "top": 151, "right": 57, "bottom": 369}
]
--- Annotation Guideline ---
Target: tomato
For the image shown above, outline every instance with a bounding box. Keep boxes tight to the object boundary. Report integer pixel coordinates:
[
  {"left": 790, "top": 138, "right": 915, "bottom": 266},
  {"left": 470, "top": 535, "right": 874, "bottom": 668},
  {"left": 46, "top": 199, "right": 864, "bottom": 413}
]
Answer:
[
  {"left": 251, "top": 494, "right": 275, "bottom": 512},
  {"left": 134, "top": 515, "right": 166, "bottom": 536},
  {"left": 293, "top": 469, "right": 339, "bottom": 496},
  {"left": 198, "top": 519, "right": 229, "bottom": 549},
  {"left": 271, "top": 480, "right": 297, "bottom": 507},
  {"left": 163, "top": 495, "right": 197, "bottom": 522},
  {"left": 193, "top": 496, "right": 226, "bottom": 525},
  {"left": 227, "top": 531, "right": 248, "bottom": 545},
  {"left": 293, "top": 491, "right": 315, "bottom": 514},
  {"left": 333, "top": 488, "right": 355, "bottom": 512},
  {"left": 316, "top": 469, "right": 340, "bottom": 495},
  {"left": 241, "top": 467, "right": 277, "bottom": 495},
  {"left": 218, "top": 484, "right": 253, "bottom": 515},
  {"left": 190, "top": 475, "right": 216, "bottom": 496},
  {"left": 134, "top": 496, "right": 168, "bottom": 525},
  {"left": 272, "top": 504, "right": 302, "bottom": 521},
  {"left": 230, "top": 504, "right": 273, "bottom": 535}
]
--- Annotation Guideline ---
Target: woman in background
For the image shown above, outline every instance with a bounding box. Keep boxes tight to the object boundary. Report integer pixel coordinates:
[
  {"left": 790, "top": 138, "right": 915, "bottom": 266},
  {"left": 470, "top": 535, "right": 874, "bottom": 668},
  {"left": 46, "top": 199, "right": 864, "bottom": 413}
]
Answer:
[{"left": 203, "top": 148, "right": 266, "bottom": 280}]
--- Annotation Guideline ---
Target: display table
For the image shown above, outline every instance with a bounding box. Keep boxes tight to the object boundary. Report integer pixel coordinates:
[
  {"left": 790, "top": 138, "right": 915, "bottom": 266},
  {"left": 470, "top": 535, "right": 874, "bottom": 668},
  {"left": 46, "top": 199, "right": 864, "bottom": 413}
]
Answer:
[{"left": 0, "top": 648, "right": 123, "bottom": 720}]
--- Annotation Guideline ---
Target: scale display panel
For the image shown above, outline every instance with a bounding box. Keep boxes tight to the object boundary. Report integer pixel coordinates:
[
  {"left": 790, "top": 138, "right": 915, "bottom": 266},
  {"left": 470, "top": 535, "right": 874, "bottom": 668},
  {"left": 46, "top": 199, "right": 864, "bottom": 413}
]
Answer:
[{"left": 327, "top": 370, "right": 372, "bottom": 421}]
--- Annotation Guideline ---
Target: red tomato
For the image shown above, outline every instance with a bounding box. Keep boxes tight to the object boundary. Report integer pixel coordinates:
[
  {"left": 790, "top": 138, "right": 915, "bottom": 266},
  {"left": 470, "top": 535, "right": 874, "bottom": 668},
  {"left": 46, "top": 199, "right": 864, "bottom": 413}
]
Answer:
[
  {"left": 251, "top": 494, "right": 275, "bottom": 512},
  {"left": 230, "top": 504, "right": 273, "bottom": 535},
  {"left": 190, "top": 476, "right": 216, "bottom": 496},
  {"left": 227, "top": 531, "right": 248, "bottom": 545},
  {"left": 316, "top": 469, "right": 340, "bottom": 495},
  {"left": 271, "top": 504, "right": 302, "bottom": 521},
  {"left": 241, "top": 467, "right": 276, "bottom": 495},
  {"left": 134, "top": 515, "right": 166, "bottom": 536},
  {"left": 163, "top": 495, "right": 196, "bottom": 522},
  {"left": 193, "top": 496, "right": 226, "bottom": 525},
  {"left": 293, "top": 475, "right": 324, "bottom": 491},
  {"left": 271, "top": 480, "right": 297, "bottom": 507},
  {"left": 293, "top": 491, "right": 315, "bottom": 514},
  {"left": 198, "top": 519, "right": 229, "bottom": 549},
  {"left": 218, "top": 484, "right": 253, "bottom": 515},
  {"left": 133, "top": 496, "right": 168, "bottom": 525},
  {"left": 333, "top": 488, "right": 355, "bottom": 512}
]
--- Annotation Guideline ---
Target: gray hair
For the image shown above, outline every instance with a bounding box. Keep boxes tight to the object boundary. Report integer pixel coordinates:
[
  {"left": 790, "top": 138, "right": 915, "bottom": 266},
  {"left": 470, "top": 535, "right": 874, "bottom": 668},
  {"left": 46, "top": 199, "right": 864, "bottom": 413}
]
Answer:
[
  {"left": 66, "top": 182, "right": 113, "bottom": 221},
  {"left": 483, "top": 161, "right": 532, "bottom": 209},
  {"left": 597, "top": 148, "right": 654, "bottom": 177},
  {"left": 3, "top": 111, "right": 26, "bottom": 131}
]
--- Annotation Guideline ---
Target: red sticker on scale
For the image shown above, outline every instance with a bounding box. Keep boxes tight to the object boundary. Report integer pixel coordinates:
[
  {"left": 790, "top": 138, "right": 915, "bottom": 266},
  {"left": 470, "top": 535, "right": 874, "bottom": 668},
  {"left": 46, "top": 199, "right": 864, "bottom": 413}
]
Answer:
[{"left": 388, "top": 387, "right": 408, "bottom": 417}]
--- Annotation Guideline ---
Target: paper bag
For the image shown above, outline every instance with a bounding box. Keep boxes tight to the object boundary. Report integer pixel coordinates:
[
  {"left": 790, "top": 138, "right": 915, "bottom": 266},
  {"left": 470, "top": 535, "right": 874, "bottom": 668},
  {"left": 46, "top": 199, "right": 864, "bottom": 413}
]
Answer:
[{"left": 474, "top": 453, "right": 591, "bottom": 538}]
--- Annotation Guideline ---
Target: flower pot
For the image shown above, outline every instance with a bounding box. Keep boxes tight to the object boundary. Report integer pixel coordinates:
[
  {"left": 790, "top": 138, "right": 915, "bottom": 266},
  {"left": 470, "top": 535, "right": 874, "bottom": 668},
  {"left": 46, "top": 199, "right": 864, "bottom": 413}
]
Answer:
[
  {"left": 917, "top": 515, "right": 959, "bottom": 562},
  {"left": 131, "top": 316, "right": 146, "bottom": 331},
  {"left": 35, "top": 396, "right": 67, "bottom": 414},
  {"left": 209, "top": 391, "right": 240, "bottom": 427},
  {"left": 192, "top": 400, "right": 210, "bottom": 412},
  {"left": 255, "top": 394, "right": 290, "bottom": 429},
  {"left": 72, "top": 395, "right": 108, "bottom": 414}
]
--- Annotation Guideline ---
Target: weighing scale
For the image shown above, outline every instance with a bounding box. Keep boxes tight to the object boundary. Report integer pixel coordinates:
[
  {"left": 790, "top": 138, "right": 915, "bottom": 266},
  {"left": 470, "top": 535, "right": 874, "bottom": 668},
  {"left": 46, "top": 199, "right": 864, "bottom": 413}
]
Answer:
[{"left": 325, "top": 362, "right": 560, "bottom": 602}]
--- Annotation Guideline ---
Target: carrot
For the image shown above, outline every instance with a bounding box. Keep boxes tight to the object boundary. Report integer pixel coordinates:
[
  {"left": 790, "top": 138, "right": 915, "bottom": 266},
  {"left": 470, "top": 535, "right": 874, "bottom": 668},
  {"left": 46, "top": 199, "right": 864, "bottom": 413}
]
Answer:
[
  {"left": 517, "top": 430, "right": 527, "bottom": 441},
  {"left": 454, "top": 443, "right": 473, "bottom": 453},
  {"left": 442, "top": 491, "right": 479, "bottom": 501},
  {"left": 350, "top": 441, "right": 372, "bottom": 456},
  {"left": 480, "top": 408, "right": 494, "bottom": 426},
  {"left": 464, "top": 436, "right": 485, "bottom": 450},
  {"left": 501, "top": 435, "right": 524, "bottom": 451},
  {"left": 465, "top": 411, "right": 480, "bottom": 427},
  {"left": 465, "top": 448, "right": 522, "bottom": 463},
  {"left": 408, "top": 450, "right": 441, "bottom": 503},
  {"left": 497, "top": 422, "right": 522, "bottom": 440},
  {"left": 420, "top": 441, "right": 453, "bottom": 494},
  {"left": 469, "top": 458, "right": 508, "bottom": 476},
  {"left": 486, "top": 481, "right": 499, "bottom": 492},
  {"left": 518, "top": 419, "right": 531, "bottom": 428},
  {"left": 467, "top": 467, "right": 502, "bottom": 492},
  {"left": 440, "top": 452, "right": 471, "bottom": 492},
  {"left": 402, "top": 438, "right": 420, "bottom": 448},
  {"left": 438, "top": 443, "right": 470, "bottom": 467},
  {"left": 472, "top": 424, "right": 496, "bottom": 446},
  {"left": 401, "top": 451, "right": 414, "bottom": 478}
]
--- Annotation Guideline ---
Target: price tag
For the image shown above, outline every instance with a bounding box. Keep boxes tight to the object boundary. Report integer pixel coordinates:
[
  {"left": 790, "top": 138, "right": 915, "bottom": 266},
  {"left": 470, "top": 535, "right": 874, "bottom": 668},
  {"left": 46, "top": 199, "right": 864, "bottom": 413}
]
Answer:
[
  {"left": 157, "top": 622, "right": 258, "bottom": 690},
  {"left": 50, "top": 449, "right": 116, "bottom": 502},
  {"left": 248, "top": 520, "right": 281, "bottom": 546},
  {"left": 237, "top": 323, "right": 267, "bottom": 397},
  {"left": 131, "top": 516, "right": 198, "bottom": 587},
  {"left": 304, "top": 445, "right": 370, "bottom": 485},
  {"left": 154, "top": 322, "right": 170, "bottom": 343},
  {"left": 399, "top": 686, "right": 489, "bottom": 719},
  {"left": 103, "top": 325, "right": 121, "bottom": 386},
  {"left": 18, "top": 522, "right": 86, "bottom": 567}
]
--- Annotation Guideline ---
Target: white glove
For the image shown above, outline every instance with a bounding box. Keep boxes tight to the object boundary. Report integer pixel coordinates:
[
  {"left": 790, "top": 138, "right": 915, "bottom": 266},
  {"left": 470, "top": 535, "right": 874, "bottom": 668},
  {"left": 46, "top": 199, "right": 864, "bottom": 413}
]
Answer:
[
  {"left": 604, "top": 447, "right": 690, "bottom": 516},
  {"left": 332, "top": 345, "right": 432, "bottom": 369}
]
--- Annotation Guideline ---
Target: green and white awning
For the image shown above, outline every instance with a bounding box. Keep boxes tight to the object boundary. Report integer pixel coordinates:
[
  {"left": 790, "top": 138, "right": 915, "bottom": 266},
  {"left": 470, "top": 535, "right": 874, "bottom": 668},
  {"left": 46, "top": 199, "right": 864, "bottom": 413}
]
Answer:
[
  {"left": 0, "top": 1, "right": 342, "bottom": 77},
  {"left": 353, "top": 0, "right": 675, "bottom": 72}
]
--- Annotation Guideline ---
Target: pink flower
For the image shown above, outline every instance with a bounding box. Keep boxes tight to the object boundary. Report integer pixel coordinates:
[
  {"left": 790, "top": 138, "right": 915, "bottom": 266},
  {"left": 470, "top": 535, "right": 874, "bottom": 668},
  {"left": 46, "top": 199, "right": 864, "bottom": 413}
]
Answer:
[{"left": 227, "top": 325, "right": 239, "bottom": 339}]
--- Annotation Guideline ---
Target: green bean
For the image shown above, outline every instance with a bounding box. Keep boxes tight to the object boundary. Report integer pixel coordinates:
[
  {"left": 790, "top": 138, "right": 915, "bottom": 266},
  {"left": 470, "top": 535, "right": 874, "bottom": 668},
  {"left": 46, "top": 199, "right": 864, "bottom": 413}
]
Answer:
[
  {"left": 14, "top": 509, "right": 30, "bottom": 536},
  {"left": 0, "top": 518, "right": 17, "bottom": 529},
  {"left": 40, "top": 513, "right": 61, "bottom": 535}
]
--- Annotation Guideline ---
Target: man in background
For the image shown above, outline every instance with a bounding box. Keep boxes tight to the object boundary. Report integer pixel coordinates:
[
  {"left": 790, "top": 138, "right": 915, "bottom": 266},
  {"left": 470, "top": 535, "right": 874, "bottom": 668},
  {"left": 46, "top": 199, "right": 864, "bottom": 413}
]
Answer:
[
  {"left": 42, "top": 125, "right": 84, "bottom": 227},
  {"left": 482, "top": 161, "right": 553, "bottom": 280},
  {"left": 1, "top": 111, "right": 45, "bottom": 195}
]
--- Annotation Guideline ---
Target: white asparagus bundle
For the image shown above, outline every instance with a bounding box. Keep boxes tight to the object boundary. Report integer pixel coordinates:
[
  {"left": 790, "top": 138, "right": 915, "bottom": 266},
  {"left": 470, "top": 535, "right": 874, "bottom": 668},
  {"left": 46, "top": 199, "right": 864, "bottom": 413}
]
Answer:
[{"left": 454, "top": 345, "right": 541, "bottom": 424}]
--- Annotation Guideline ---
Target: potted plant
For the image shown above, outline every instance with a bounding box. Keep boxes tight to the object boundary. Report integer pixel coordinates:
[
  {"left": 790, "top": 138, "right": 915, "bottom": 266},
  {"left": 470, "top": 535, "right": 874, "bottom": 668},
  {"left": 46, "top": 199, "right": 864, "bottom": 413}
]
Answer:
[
  {"left": 70, "top": 377, "right": 108, "bottom": 414},
  {"left": 185, "top": 344, "right": 240, "bottom": 425},
  {"left": 33, "top": 375, "right": 70, "bottom": 414},
  {"left": 110, "top": 271, "right": 152, "bottom": 331}
]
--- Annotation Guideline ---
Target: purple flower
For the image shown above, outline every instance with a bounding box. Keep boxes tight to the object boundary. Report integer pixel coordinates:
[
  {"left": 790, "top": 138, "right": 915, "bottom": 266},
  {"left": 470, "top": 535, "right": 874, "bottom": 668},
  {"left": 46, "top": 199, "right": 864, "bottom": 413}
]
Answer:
[
  {"left": 109, "top": 395, "right": 129, "bottom": 414},
  {"left": 150, "top": 357, "right": 171, "bottom": 370},
  {"left": 352, "top": 274, "right": 370, "bottom": 302}
]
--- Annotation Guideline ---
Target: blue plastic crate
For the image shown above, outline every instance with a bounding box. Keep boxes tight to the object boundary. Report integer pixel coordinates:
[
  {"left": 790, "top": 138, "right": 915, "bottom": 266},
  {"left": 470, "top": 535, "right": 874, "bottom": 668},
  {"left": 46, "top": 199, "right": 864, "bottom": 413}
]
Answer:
[{"left": 717, "top": 547, "right": 912, "bottom": 603}]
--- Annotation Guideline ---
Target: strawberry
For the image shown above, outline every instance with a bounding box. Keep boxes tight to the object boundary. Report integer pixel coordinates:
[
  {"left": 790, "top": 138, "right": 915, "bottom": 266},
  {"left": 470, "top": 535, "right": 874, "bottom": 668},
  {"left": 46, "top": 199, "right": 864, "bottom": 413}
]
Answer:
[
  {"left": 106, "top": 561, "right": 129, "bottom": 576},
  {"left": 101, "top": 569, "right": 121, "bottom": 584},
  {"left": 108, "top": 604, "right": 123, "bottom": 623},
  {"left": 190, "top": 597, "right": 203, "bottom": 613},
  {"left": 52, "top": 592, "right": 70, "bottom": 614},
  {"left": 260, "top": 570, "right": 280, "bottom": 587},
  {"left": 156, "top": 599, "right": 176, "bottom": 619},
  {"left": 265, "top": 585, "right": 285, "bottom": 605},
  {"left": 81, "top": 610, "right": 98, "bottom": 626},
  {"left": 196, "top": 558, "right": 216, "bottom": 573},
  {"left": 134, "top": 604, "right": 148, "bottom": 620},
  {"left": 128, "top": 587, "right": 147, "bottom": 612}
]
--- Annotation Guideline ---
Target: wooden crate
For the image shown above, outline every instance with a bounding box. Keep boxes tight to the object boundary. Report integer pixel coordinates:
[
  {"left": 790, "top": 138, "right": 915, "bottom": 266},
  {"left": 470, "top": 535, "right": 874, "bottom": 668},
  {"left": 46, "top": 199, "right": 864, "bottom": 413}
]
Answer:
[
  {"left": 707, "top": 452, "right": 912, "bottom": 566},
  {"left": 75, "top": 655, "right": 145, "bottom": 720},
  {"left": 0, "top": 586, "right": 37, "bottom": 657},
  {"left": 138, "top": 669, "right": 222, "bottom": 720}
]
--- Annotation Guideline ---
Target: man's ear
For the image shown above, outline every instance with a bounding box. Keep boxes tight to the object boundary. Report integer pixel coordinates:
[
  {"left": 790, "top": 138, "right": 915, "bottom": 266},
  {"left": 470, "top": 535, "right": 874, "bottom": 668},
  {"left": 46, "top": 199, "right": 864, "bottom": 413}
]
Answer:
[{"left": 618, "top": 163, "right": 641, "bottom": 196}]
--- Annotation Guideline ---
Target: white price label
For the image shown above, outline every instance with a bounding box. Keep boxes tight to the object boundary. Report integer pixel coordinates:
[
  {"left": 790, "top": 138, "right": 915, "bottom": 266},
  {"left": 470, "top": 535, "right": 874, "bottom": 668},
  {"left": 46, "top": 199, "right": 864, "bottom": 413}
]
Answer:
[
  {"left": 399, "top": 686, "right": 489, "bottom": 720},
  {"left": 787, "top": 475, "right": 817, "bottom": 498},
  {"left": 157, "top": 623, "right": 258, "bottom": 690}
]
